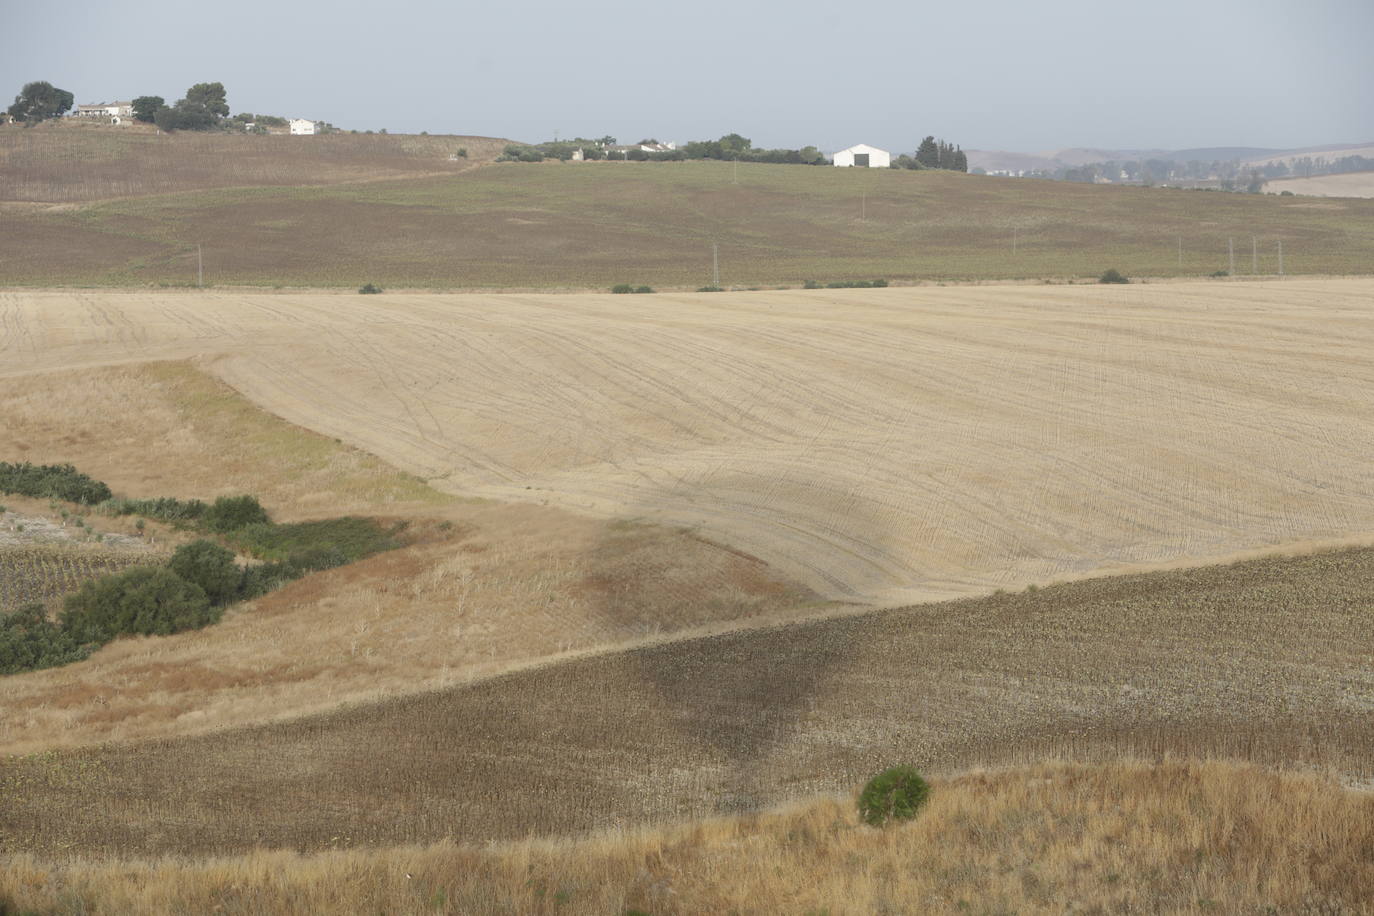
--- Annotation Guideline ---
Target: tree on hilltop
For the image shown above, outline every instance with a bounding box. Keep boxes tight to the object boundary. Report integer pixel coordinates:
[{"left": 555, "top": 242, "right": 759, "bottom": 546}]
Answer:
[
  {"left": 916, "top": 136, "right": 939, "bottom": 168},
  {"left": 131, "top": 96, "right": 165, "bottom": 123},
  {"left": 154, "top": 81, "right": 229, "bottom": 131},
  {"left": 8, "top": 81, "right": 74, "bottom": 124}
]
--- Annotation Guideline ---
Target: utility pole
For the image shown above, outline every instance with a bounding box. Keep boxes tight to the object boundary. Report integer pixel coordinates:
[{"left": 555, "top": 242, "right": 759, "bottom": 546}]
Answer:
[
  {"left": 1278, "top": 240, "right": 1284, "bottom": 276},
  {"left": 197, "top": 244, "right": 203, "bottom": 288},
  {"left": 1252, "top": 236, "right": 1257, "bottom": 275},
  {"left": 1228, "top": 238, "right": 1235, "bottom": 277},
  {"left": 712, "top": 243, "right": 719, "bottom": 288}
]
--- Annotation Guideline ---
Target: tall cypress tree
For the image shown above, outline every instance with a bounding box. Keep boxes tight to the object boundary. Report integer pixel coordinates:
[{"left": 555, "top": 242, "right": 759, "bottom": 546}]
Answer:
[{"left": 916, "top": 136, "right": 939, "bottom": 168}]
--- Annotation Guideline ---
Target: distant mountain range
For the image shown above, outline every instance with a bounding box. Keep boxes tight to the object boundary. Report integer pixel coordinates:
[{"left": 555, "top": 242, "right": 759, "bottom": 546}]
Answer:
[{"left": 967, "top": 142, "right": 1374, "bottom": 174}]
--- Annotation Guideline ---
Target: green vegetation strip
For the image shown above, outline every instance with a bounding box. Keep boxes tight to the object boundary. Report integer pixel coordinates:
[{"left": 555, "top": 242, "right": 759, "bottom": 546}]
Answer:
[{"left": 1, "top": 469, "right": 402, "bottom": 676}]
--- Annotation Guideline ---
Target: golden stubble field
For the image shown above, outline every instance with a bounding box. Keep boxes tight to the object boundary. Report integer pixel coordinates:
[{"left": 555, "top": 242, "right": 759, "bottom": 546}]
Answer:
[{"left": 4, "top": 280, "right": 1374, "bottom": 609}]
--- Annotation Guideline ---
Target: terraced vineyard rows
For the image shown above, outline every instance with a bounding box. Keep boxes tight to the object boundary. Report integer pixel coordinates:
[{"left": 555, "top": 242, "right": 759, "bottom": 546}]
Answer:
[{"left": 0, "top": 545, "right": 149, "bottom": 612}]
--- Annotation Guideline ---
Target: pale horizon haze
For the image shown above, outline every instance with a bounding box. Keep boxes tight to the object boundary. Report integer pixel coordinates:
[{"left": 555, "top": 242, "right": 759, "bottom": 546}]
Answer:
[{"left": 4, "top": 0, "right": 1371, "bottom": 155}]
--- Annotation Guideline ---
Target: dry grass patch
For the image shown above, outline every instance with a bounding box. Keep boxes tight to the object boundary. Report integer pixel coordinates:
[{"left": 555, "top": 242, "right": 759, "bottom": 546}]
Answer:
[
  {"left": 2, "top": 546, "right": 1370, "bottom": 856},
  {"left": 2, "top": 760, "right": 1371, "bottom": 914}
]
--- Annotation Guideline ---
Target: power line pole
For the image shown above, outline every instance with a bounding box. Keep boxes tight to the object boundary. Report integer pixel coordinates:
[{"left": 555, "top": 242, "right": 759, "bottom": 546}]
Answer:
[
  {"left": 1278, "top": 240, "right": 1284, "bottom": 276},
  {"left": 1228, "top": 237, "right": 1235, "bottom": 277},
  {"left": 197, "top": 244, "right": 203, "bottom": 288},
  {"left": 1252, "top": 236, "right": 1257, "bottom": 275},
  {"left": 712, "top": 243, "right": 719, "bottom": 288}
]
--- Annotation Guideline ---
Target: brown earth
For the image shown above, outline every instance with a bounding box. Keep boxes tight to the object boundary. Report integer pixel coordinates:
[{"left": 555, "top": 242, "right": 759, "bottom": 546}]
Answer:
[{"left": 3, "top": 544, "right": 1371, "bottom": 856}]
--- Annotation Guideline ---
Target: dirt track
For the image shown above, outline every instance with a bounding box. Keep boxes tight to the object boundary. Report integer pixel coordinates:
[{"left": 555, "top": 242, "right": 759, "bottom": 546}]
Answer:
[{"left": 4, "top": 280, "right": 1374, "bottom": 605}]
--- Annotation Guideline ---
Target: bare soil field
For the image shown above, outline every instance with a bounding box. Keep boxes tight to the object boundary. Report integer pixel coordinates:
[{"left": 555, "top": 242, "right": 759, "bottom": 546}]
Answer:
[
  {"left": 3, "top": 157, "right": 1371, "bottom": 287},
  {"left": 5, "top": 760, "right": 1372, "bottom": 915},
  {"left": 3, "top": 544, "right": 1372, "bottom": 855},
  {"left": 5, "top": 282, "right": 1374, "bottom": 611},
  {"left": 1266, "top": 170, "right": 1374, "bottom": 199}
]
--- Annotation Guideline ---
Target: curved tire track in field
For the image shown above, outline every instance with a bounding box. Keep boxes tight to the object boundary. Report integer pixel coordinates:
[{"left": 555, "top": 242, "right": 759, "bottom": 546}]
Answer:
[{"left": 4, "top": 281, "right": 1374, "bottom": 605}]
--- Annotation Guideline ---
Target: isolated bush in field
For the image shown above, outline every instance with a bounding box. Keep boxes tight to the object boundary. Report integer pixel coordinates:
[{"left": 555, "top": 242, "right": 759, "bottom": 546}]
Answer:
[
  {"left": 1099, "top": 268, "right": 1129, "bottom": 284},
  {"left": 0, "top": 604, "right": 89, "bottom": 675},
  {"left": 858, "top": 765, "right": 931, "bottom": 827},
  {"left": 169, "top": 540, "right": 241, "bottom": 606},
  {"left": 803, "top": 279, "right": 822, "bottom": 289},
  {"left": 1210, "top": 269, "right": 1229, "bottom": 277},
  {"left": 697, "top": 286, "right": 724, "bottom": 293},
  {"left": 61, "top": 566, "right": 213, "bottom": 643},
  {"left": 358, "top": 283, "right": 383, "bottom": 294},
  {"left": 203, "top": 495, "right": 271, "bottom": 533},
  {"left": 611, "top": 284, "right": 634, "bottom": 294},
  {"left": 633, "top": 286, "right": 654, "bottom": 294}
]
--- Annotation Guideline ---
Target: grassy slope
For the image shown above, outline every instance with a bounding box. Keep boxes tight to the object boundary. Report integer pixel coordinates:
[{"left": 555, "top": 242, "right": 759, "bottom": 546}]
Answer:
[
  {"left": 4, "top": 760, "right": 1372, "bottom": 915},
  {"left": 0, "top": 363, "right": 819, "bottom": 753},
  {"left": 4, "top": 157, "right": 1372, "bottom": 287},
  {"left": 3, "top": 544, "right": 1371, "bottom": 856}
]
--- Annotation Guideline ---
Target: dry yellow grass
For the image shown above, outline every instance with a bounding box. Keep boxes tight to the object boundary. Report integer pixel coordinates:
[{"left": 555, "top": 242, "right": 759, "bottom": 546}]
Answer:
[
  {"left": 3, "top": 759, "right": 1371, "bottom": 915},
  {"left": 4, "top": 281, "right": 1374, "bottom": 608},
  {"left": 0, "top": 363, "right": 817, "bottom": 753},
  {"left": 1266, "top": 171, "right": 1374, "bottom": 199}
]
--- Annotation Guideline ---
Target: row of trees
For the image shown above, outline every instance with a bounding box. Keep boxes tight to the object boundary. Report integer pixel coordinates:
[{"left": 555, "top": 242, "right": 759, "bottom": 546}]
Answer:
[
  {"left": 132, "top": 82, "right": 229, "bottom": 131},
  {"left": 893, "top": 137, "right": 968, "bottom": 171},
  {"left": 500, "top": 133, "right": 829, "bottom": 165}
]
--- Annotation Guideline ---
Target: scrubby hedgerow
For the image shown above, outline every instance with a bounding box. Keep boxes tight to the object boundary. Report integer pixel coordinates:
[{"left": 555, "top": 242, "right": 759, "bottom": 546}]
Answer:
[{"left": 0, "top": 462, "right": 112, "bottom": 505}]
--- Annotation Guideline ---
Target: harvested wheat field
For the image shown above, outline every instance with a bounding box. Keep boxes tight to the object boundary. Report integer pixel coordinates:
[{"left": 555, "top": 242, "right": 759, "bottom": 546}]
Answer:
[
  {"left": 4, "top": 543, "right": 1372, "bottom": 855},
  {"left": 0, "top": 363, "right": 817, "bottom": 753},
  {"left": 4, "top": 280, "right": 1374, "bottom": 610},
  {"left": 1266, "top": 170, "right": 1374, "bottom": 199},
  {"left": 4, "top": 760, "right": 1373, "bottom": 915}
]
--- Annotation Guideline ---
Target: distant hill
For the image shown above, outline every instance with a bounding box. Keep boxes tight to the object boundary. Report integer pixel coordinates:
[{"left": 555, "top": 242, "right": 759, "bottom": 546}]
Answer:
[{"left": 969, "top": 141, "right": 1374, "bottom": 174}]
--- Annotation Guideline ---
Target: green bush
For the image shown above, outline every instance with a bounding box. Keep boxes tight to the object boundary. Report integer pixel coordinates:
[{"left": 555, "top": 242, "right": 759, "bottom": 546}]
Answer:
[
  {"left": 169, "top": 539, "right": 242, "bottom": 606},
  {"left": 0, "top": 604, "right": 90, "bottom": 675},
  {"left": 0, "top": 461, "right": 112, "bottom": 505},
  {"left": 697, "top": 286, "right": 724, "bottom": 293},
  {"left": 358, "top": 283, "right": 383, "bottom": 294},
  {"left": 633, "top": 286, "right": 654, "bottom": 294},
  {"left": 1210, "top": 269, "right": 1230, "bottom": 277},
  {"left": 611, "top": 284, "right": 634, "bottom": 294},
  {"left": 857, "top": 765, "right": 931, "bottom": 827},
  {"left": 61, "top": 566, "right": 214, "bottom": 643},
  {"left": 203, "top": 495, "right": 272, "bottom": 533},
  {"left": 803, "top": 280, "right": 822, "bottom": 289},
  {"left": 99, "top": 496, "right": 207, "bottom": 523},
  {"left": 1099, "top": 268, "right": 1129, "bottom": 284},
  {"left": 225, "top": 516, "right": 401, "bottom": 566}
]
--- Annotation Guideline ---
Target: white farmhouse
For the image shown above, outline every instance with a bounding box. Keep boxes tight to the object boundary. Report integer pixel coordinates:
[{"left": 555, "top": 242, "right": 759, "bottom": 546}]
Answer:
[
  {"left": 75, "top": 101, "right": 134, "bottom": 124},
  {"left": 289, "top": 118, "right": 318, "bottom": 135},
  {"left": 833, "top": 143, "right": 891, "bottom": 168}
]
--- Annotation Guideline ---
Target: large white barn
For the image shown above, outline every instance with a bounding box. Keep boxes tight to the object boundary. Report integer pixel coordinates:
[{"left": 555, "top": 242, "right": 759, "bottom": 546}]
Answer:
[
  {"left": 289, "top": 118, "right": 318, "bottom": 135},
  {"left": 833, "top": 143, "right": 891, "bottom": 168}
]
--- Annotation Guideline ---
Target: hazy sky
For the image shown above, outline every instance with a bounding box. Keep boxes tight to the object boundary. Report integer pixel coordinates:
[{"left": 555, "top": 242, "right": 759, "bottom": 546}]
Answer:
[{"left": 6, "top": 0, "right": 1371, "bottom": 154}]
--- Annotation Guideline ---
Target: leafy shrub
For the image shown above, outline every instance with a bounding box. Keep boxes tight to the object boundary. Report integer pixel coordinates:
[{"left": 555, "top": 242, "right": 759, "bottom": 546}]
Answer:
[
  {"left": 633, "top": 286, "right": 654, "bottom": 294},
  {"left": 611, "top": 284, "right": 634, "bottom": 294},
  {"left": 203, "top": 495, "right": 271, "bottom": 533},
  {"left": 0, "top": 461, "right": 112, "bottom": 505},
  {"left": 0, "top": 604, "right": 90, "bottom": 675},
  {"left": 697, "top": 286, "right": 724, "bottom": 293},
  {"left": 358, "top": 283, "right": 383, "bottom": 294},
  {"left": 100, "top": 496, "right": 207, "bottom": 523},
  {"left": 872, "top": 278, "right": 889, "bottom": 287},
  {"left": 61, "top": 566, "right": 214, "bottom": 643},
  {"left": 858, "top": 765, "right": 931, "bottom": 827},
  {"left": 803, "top": 280, "right": 822, "bottom": 289},
  {"left": 225, "top": 516, "right": 402, "bottom": 566},
  {"left": 1210, "top": 269, "right": 1230, "bottom": 277},
  {"left": 169, "top": 540, "right": 242, "bottom": 606},
  {"left": 1099, "top": 268, "right": 1129, "bottom": 284}
]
